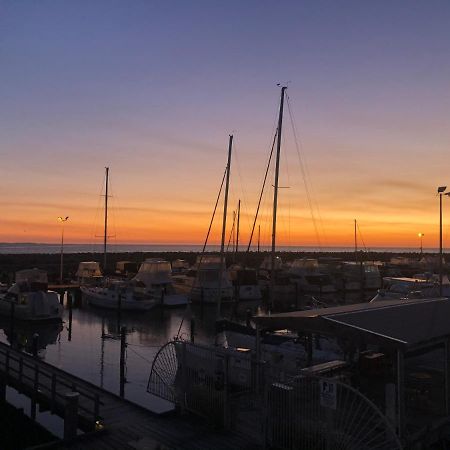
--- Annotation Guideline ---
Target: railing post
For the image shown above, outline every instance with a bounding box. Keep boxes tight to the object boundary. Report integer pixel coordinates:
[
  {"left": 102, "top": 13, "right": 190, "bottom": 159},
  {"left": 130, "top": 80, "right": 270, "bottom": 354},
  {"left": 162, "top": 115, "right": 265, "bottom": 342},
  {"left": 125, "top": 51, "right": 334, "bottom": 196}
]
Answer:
[
  {"left": 19, "top": 357, "right": 23, "bottom": 383},
  {"left": 0, "top": 374, "right": 6, "bottom": 402},
  {"left": 31, "top": 365, "right": 39, "bottom": 420},
  {"left": 64, "top": 392, "right": 79, "bottom": 440},
  {"left": 51, "top": 374, "right": 57, "bottom": 413},
  {"left": 5, "top": 350, "right": 10, "bottom": 376},
  {"left": 94, "top": 393, "right": 100, "bottom": 421}
]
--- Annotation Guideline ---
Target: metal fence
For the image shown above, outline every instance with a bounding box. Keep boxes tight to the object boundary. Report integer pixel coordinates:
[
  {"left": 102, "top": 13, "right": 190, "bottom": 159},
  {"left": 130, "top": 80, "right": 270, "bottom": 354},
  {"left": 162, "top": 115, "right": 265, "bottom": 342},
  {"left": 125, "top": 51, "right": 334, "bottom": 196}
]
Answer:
[{"left": 147, "top": 340, "right": 402, "bottom": 450}]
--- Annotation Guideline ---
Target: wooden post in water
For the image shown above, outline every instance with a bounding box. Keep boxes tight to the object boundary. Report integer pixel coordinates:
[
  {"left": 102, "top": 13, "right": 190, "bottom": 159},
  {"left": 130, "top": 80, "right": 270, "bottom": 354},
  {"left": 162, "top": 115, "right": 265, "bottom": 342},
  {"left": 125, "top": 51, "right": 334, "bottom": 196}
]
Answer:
[
  {"left": 68, "top": 293, "right": 73, "bottom": 342},
  {"left": 9, "top": 302, "right": 15, "bottom": 347},
  {"left": 117, "top": 293, "right": 122, "bottom": 333},
  {"left": 119, "top": 326, "right": 127, "bottom": 398},
  {"left": 64, "top": 392, "right": 79, "bottom": 440},
  {"left": 200, "top": 287, "right": 204, "bottom": 321}
]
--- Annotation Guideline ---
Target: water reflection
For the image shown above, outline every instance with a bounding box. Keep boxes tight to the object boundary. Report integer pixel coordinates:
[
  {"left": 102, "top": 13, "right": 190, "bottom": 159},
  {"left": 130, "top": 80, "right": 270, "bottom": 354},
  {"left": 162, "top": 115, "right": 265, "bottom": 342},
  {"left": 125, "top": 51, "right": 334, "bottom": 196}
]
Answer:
[
  {"left": 0, "top": 298, "right": 223, "bottom": 410},
  {"left": 0, "top": 318, "right": 63, "bottom": 356}
]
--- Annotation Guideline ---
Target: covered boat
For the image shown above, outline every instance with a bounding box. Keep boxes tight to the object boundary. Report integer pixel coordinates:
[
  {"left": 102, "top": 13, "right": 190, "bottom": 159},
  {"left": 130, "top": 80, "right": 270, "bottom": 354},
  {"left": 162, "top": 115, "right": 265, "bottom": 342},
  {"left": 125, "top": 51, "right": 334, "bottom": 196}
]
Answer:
[{"left": 0, "top": 269, "right": 63, "bottom": 321}]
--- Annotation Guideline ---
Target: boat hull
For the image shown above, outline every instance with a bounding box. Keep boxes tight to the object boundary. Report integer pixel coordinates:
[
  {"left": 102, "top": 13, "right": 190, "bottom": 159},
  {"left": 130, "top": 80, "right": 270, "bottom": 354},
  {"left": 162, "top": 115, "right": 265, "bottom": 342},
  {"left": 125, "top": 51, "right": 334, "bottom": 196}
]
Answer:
[{"left": 81, "top": 287, "right": 157, "bottom": 311}]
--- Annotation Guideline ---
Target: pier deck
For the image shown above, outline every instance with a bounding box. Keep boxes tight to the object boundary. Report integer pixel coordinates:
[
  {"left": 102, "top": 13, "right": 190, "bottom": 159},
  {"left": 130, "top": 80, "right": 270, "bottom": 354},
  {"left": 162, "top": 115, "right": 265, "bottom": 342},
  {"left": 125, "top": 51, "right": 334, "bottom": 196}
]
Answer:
[{"left": 0, "top": 342, "right": 255, "bottom": 450}]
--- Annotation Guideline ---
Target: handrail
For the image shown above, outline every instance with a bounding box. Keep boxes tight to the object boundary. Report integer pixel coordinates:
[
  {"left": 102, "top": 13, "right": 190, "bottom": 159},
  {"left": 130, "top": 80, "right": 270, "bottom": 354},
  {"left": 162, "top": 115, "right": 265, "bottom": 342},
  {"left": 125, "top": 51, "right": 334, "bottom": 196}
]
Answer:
[{"left": 0, "top": 344, "right": 102, "bottom": 420}]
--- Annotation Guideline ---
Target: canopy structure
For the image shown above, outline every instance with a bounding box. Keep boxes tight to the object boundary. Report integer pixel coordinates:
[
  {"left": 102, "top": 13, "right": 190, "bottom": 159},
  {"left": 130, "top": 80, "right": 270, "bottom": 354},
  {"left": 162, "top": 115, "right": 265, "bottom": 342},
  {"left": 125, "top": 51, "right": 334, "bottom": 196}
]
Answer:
[{"left": 253, "top": 298, "right": 450, "bottom": 351}]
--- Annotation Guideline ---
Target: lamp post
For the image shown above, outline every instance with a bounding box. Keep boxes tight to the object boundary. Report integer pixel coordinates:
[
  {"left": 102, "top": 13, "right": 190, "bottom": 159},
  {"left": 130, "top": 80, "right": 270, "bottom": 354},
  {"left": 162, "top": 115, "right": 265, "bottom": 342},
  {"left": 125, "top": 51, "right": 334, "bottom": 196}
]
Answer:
[
  {"left": 418, "top": 233, "right": 424, "bottom": 256},
  {"left": 58, "top": 216, "right": 69, "bottom": 284},
  {"left": 438, "top": 187, "right": 449, "bottom": 296}
]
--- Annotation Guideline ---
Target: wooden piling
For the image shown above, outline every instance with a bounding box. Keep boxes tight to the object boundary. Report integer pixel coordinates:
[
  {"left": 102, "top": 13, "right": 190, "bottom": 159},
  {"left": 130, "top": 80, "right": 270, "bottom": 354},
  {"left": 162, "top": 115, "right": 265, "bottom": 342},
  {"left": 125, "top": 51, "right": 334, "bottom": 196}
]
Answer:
[
  {"left": 64, "top": 391, "right": 79, "bottom": 440},
  {"left": 119, "top": 326, "right": 126, "bottom": 398}
]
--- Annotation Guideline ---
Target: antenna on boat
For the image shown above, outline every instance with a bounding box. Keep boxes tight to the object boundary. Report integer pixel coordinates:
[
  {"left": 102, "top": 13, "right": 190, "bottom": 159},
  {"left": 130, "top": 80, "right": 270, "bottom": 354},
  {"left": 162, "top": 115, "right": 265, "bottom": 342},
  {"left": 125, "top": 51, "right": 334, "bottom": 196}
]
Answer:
[
  {"left": 354, "top": 219, "right": 358, "bottom": 263},
  {"left": 270, "top": 86, "right": 287, "bottom": 309}
]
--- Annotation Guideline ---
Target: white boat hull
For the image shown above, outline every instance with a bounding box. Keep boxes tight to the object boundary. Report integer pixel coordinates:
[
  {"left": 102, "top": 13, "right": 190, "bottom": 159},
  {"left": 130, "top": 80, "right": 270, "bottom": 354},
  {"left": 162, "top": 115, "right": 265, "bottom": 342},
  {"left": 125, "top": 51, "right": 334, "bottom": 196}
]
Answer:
[{"left": 81, "top": 287, "right": 157, "bottom": 311}]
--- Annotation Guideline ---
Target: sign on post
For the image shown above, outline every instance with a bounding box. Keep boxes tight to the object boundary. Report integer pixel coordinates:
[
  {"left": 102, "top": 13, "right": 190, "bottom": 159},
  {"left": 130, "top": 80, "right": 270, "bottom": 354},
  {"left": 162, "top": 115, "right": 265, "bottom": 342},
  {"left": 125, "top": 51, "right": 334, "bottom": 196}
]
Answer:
[{"left": 319, "top": 379, "right": 337, "bottom": 410}]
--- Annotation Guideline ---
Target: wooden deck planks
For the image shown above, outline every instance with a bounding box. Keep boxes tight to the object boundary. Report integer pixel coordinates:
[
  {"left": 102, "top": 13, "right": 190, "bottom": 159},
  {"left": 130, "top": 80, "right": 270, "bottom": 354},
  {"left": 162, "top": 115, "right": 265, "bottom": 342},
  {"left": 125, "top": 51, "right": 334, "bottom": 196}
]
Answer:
[{"left": 0, "top": 342, "right": 257, "bottom": 450}]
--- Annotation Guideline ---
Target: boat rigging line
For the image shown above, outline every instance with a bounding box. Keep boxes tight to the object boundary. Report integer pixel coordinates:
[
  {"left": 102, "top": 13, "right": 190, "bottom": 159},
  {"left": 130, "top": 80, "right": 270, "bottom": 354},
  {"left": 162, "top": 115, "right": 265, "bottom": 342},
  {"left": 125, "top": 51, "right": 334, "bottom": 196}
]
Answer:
[
  {"left": 245, "top": 129, "right": 278, "bottom": 252},
  {"left": 175, "top": 163, "right": 228, "bottom": 340},
  {"left": 286, "top": 94, "right": 325, "bottom": 248}
]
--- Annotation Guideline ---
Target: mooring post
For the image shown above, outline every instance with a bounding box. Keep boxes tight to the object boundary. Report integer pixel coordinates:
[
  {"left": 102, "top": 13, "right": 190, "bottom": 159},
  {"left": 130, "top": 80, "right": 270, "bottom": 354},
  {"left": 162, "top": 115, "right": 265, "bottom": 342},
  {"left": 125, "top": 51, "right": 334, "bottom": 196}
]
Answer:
[
  {"left": 9, "top": 301, "right": 15, "bottom": 347},
  {"left": 117, "top": 293, "right": 122, "bottom": 333},
  {"left": 160, "top": 290, "right": 164, "bottom": 319},
  {"left": 64, "top": 392, "right": 79, "bottom": 440},
  {"left": 190, "top": 315, "right": 195, "bottom": 343},
  {"left": 294, "top": 282, "right": 299, "bottom": 310},
  {"left": 119, "top": 325, "right": 126, "bottom": 398},
  {"left": 68, "top": 293, "right": 73, "bottom": 342},
  {"left": 32, "top": 333, "right": 39, "bottom": 357}
]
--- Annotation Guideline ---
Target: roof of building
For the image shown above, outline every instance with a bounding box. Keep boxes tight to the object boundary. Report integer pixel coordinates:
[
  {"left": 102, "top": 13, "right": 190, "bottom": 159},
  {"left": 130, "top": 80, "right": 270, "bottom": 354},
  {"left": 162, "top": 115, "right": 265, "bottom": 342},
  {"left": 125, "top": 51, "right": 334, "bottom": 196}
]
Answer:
[{"left": 253, "top": 298, "right": 450, "bottom": 350}]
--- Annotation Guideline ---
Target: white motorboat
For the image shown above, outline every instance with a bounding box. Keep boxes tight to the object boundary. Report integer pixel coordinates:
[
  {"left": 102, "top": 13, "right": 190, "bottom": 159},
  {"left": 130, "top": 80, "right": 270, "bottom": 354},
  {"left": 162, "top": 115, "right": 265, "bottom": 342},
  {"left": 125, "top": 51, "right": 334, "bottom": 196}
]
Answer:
[
  {"left": 189, "top": 255, "right": 233, "bottom": 303},
  {"left": 133, "top": 259, "right": 189, "bottom": 307},
  {"left": 287, "top": 258, "right": 336, "bottom": 294},
  {"left": 370, "top": 275, "right": 449, "bottom": 302},
  {"left": 75, "top": 261, "right": 103, "bottom": 285},
  {"left": 228, "top": 266, "right": 262, "bottom": 301},
  {"left": 0, "top": 269, "right": 63, "bottom": 321},
  {"left": 81, "top": 281, "right": 157, "bottom": 311}
]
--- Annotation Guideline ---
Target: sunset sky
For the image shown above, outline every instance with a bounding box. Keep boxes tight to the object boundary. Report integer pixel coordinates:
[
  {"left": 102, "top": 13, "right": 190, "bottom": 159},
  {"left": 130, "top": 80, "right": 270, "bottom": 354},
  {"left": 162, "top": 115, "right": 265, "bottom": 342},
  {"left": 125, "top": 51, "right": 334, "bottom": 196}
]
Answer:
[{"left": 1, "top": 1, "right": 450, "bottom": 249}]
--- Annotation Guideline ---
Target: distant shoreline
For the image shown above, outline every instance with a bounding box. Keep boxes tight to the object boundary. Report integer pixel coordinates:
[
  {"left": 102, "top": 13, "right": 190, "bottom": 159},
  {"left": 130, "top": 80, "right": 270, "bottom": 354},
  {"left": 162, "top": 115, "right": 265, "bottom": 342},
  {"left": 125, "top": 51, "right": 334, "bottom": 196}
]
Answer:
[{"left": 0, "top": 243, "right": 435, "bottom": 255}]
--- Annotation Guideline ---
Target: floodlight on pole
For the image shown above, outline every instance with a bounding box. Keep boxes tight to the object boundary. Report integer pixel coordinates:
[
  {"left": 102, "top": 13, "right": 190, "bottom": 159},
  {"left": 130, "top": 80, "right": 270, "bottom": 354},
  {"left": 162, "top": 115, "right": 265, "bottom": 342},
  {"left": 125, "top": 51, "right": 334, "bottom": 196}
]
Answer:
[{"left": 58, "top": 216, "right": 69, "bottom": 284}]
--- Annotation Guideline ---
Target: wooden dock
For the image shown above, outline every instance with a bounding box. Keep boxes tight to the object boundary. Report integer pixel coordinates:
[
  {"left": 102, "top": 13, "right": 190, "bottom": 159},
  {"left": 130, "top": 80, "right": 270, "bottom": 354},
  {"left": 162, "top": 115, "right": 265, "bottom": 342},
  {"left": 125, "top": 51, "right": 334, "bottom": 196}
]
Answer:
[{"left": 0, "top": 341, "right": 255, "bottom": 450}]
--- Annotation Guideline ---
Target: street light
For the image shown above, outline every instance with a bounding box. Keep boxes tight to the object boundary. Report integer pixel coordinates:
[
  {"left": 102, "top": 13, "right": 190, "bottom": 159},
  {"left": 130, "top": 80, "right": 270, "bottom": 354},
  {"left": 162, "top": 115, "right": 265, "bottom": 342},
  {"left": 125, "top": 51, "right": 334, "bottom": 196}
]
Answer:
[
  {"left": 437, "top": 187, "right": 450, "bottom": 296},
  {"left": 58, "top": 216, "right": 69, "bottom": 284},
  {"left": 418, "top": 233, "right": 424, "bottom": 256}
]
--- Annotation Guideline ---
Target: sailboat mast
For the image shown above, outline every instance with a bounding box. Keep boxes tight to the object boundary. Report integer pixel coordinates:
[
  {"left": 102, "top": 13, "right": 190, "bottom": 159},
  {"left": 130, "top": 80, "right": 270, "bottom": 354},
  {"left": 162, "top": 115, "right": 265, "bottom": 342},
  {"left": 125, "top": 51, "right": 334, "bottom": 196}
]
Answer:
[
  {"left": 354, "top": 219, "right": 357, "bottom": 263},
  {"left": 103, "top": 167, "right": 109, "bottom": 271},
  {"left": 217, "top": 135, "right": 233, "bottom": 317},
  {"left": 270, "top": 86, "right": 287, "bottom": 308},
  {"left": 220, "top": 136, "right": 233, "bottom": 254}
]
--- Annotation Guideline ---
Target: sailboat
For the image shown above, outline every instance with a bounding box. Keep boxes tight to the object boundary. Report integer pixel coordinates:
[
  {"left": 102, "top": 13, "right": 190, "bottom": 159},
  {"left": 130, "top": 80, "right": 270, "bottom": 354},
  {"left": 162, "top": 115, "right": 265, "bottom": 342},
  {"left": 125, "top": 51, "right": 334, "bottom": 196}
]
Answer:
[
  {"left": 81, "top": 168, "right": 157, "bottom": 311},
  {"left": 187, "top": 135, "right": 234, "bottom": 308},
  {"left": 219, "top": 87, "right": 343, "bottom": 366}
]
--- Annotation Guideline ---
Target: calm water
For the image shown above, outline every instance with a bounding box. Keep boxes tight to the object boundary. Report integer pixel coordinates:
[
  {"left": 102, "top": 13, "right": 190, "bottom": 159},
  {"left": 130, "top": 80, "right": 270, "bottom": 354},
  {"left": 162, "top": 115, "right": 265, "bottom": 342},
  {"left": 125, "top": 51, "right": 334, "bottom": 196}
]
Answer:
[
  {"left": 0, "top": 297, "right": 223, "bottom": 438},
  {"left": 0, "top": 243, "right": 426, "bottom": 254}
]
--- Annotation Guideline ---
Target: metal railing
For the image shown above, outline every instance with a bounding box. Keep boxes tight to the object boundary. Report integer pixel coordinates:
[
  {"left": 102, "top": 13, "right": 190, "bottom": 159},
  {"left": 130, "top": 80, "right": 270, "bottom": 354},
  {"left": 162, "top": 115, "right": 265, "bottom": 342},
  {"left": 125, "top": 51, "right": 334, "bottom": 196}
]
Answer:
[{"left": 148, "top": 340, "right": 403, "bottom": 449}]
